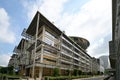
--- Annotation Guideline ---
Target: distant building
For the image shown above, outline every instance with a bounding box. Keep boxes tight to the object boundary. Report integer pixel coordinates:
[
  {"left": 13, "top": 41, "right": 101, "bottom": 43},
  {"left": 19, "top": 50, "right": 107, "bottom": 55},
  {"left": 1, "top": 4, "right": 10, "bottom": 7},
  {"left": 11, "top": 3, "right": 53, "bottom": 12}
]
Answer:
[
  {"left": 99, "top": 56, "right": 110, "bottom": 69},
  {"left": 9, "top": 11, "right": 101, "bottom": 79},
  {"left": 109, "top": 0, "right": 120, "bottom": 80},
  {"left": 91, "top": 57, "right": 100, "bottom": 74}
]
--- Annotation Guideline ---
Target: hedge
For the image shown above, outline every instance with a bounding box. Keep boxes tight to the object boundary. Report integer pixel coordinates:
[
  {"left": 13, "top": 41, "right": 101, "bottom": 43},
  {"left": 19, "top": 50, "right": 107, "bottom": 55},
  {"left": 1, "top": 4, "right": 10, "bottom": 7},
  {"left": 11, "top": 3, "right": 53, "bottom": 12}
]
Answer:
[{"left": 44, "top": 75, "right": 92, "bottom": 80}]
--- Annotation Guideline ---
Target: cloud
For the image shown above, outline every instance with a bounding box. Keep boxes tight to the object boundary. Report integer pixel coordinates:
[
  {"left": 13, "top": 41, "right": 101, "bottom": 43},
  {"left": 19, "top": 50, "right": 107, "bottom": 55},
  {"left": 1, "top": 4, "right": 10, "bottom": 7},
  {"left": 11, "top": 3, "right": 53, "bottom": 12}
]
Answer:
[
  {"left": 0, "top": 53, "right": 12, "bottom": 67},
  {"left": 0, "top": 8, "right": 16, "bottom": 44},
  {"left": 58, "top": 0, "right": 112, "bottom": 41},
  {"left": 22, "top": 0, "right": 68, "bottom": 22},
  {"left": 88, "top": 34, "right": 111, "bottom": 58},
  {"left": 57, "top": 0, "right": 112, "bottom": 57},
  {"left": 22, "top": 0, "right": 112, "bottom": 57}
]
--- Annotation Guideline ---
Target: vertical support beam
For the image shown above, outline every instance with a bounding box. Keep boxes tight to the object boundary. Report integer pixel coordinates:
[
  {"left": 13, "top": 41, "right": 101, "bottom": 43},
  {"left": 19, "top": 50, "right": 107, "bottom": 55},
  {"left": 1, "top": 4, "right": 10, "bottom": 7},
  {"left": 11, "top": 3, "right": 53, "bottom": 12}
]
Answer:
[
  {"left": 57, "top": 34, "right": 61, "bottom": 67},
  {"left": 32, "top": 12, "right": 40, "bottom": 78},
  {"left": 38, "top": 26, "right": 45, "bottom": 80},
  {"left": 21, "top": 39, "right": 24, "bottom": 75},
  {"left": 41, "top": 26, "right": 45, "bottom": 62},
  {"left": 71, "top": 43, "right": 74, "bottom": 70},
  {"left": 39, "top": 67, "right": 43, "bottom": 79}
]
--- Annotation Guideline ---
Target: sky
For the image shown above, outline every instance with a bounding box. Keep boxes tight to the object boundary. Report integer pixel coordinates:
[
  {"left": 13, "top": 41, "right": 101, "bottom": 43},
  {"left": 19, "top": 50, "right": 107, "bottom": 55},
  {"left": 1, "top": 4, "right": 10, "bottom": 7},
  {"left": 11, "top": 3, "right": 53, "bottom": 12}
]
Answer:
[{"left": 0, "top": 0, "right": 112, "bottom": 67}]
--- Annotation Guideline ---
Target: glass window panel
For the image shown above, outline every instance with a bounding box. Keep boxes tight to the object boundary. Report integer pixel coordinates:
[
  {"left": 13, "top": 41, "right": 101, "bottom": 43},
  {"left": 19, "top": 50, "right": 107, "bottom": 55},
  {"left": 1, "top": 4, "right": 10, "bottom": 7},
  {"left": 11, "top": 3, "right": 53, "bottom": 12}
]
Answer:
[{"left": 44, "top": 37, "right": 54, "bottom": 46}]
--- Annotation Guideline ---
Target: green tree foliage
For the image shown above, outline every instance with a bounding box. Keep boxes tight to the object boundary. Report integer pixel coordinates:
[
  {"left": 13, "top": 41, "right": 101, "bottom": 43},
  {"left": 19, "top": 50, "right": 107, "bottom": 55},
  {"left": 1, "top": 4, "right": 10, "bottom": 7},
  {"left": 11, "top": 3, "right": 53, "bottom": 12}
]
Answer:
[
  {"left": 0, "top": 67, "right": 7, "bottom": 74},
  {"left": 0, "top": 66, "right": 14, "bottom": 75},
  {"left": 66, "top": 69, "right": 70, "bottom": 76},
  {"left": 78, "top": 70, "right": 82, "bottom": 75},
  {"left": 7, "top": 66, "right": 14, "bottom": 75},
  {"left": 97, "top": 71, "right": 100, "bottom": 75},
  {"left": 53, "top": 68, "right": 60, "bottom": 76},
  {"left": 73, "top": 69, "right": 78, "bottom": 76}
]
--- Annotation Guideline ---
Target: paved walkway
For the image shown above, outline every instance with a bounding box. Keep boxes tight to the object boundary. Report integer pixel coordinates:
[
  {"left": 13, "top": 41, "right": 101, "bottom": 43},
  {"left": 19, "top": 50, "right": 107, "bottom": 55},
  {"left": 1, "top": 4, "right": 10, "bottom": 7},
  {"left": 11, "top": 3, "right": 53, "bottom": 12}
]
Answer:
[
  {"left": 72, "top": 75, "right": 107, "bottom": 80},
  {"left": 108, "top": 77, "right": 114, "bottom": 80}
]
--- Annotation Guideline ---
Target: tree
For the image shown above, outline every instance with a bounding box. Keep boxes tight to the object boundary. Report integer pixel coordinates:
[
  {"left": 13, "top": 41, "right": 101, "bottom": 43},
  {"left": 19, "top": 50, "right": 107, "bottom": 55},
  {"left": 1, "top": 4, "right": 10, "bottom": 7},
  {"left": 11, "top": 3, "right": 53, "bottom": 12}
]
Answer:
[
  {"left": 0, "top": 67, "right": 7, "bottom": 74},
  {"left": 73, "top": 69, "right": 78, "bottom": 76},
  {"left": 7, "top": 66, "right": 14, "bottom": 75},
  {"left": 66, "top": 69, "right": 70, "bottom": 76},
  {"left": 78, "top": 70, "right": 82, "bottom": 75},
  {"left": 0, "top": 66, "right": 14, "bottom": 75},
  {"left": 53, "top": 68, "right": 60, "bottom": 76},
  {"left": 97, "top": 71, "right": 100, "bottom": 75}
]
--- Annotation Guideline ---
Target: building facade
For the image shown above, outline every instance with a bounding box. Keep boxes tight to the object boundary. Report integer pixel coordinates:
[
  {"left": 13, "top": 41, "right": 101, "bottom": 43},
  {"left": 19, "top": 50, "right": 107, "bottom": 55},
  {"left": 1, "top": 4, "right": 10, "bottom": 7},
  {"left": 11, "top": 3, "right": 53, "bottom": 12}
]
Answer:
[
  {"left": 109, "top": 0, "right": 120, "bottom": 80},
  {"left": 8, "top": 54, "right": 18, "bottom": 68},
  {"left": 9, "top": 11, "right": 101, "bottom": 79},
  {"left": 91, "top": 57, "right": 104, "bottom": 75}
]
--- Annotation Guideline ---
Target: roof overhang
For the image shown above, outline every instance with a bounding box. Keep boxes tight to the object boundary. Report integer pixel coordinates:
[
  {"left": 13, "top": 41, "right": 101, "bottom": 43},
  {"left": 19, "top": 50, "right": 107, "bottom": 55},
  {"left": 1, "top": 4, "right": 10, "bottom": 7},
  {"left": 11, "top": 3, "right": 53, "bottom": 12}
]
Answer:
[{"left": 26, "top": 11, "right": 62, "bottom": 36}]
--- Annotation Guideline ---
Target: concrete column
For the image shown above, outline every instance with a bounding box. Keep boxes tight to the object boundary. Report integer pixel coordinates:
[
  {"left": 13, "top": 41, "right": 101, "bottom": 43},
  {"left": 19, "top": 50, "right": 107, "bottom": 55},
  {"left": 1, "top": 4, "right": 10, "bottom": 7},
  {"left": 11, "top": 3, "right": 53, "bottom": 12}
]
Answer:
[
  {"left": 40, "top": 26, "right": 45, "bottom": 63},
  {"left": 32, "top": 12, "right": 40, "bottom": 78},
  {"left": 39, "top": 67, "right": 43, "bottom": 80},
  {"left": 38, "top": 26, "right": 45, "bottom": 79}
]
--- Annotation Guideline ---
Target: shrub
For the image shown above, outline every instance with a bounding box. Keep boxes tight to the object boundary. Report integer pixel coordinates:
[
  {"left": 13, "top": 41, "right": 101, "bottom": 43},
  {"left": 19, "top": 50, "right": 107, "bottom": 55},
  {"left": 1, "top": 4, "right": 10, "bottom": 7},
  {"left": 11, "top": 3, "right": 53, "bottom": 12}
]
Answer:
[{"left": 44, "top": 75, "right": 92, "bottom": 80}]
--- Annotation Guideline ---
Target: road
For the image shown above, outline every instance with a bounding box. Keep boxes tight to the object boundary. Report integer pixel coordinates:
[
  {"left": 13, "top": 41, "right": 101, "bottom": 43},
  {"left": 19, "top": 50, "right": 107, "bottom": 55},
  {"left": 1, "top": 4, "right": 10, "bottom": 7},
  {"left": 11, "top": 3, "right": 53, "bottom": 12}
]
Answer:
[{"left": 73, "top": 76, "right": 107, "bottom": 80}]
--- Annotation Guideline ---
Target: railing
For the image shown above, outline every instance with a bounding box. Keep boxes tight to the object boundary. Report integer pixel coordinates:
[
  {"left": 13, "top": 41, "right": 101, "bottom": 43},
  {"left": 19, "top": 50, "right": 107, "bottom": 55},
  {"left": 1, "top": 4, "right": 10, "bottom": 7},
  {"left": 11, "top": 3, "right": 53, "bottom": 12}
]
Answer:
[
  {"left": 43, "top": 60, "right": 56, "bottom": 65},
  {"left": 60, "top": 59, "right": 72, "bottom": 65},
  {"left": 61, "top": 36, "right": 73, "bottom": 46},
  {"left": 61, "top": 44, "right": 73, "bottom": 53},
  {"left": 60, "top": 64, "right": 71, "bottom": 69},
  {"left": 44, "top": 51, "right": 58, "bottom": 58},
  {"left": 61, "top": 51, "right": 72, "bottom": 58},
  {"left": 60, "top": 57, "right": 72, "bottom": 63}
]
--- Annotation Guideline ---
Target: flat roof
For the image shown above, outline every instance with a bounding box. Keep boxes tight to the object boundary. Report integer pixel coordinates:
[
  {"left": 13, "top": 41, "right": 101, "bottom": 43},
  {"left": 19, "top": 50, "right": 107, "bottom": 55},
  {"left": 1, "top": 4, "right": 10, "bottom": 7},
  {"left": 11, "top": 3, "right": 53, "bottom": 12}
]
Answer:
[{"left": 26, "top": 11, "right": 62, "bottom": 36}]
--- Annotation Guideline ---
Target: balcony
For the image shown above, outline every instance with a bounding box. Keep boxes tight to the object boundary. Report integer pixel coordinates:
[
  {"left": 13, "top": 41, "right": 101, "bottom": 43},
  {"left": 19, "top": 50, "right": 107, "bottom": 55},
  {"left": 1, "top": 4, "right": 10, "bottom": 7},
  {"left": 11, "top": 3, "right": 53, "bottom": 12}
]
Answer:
[
  {"left": 43, "top": 60, "right": 56, "bottom": 65},
  {"left": 60, "top": 64, "right": 71, "bottom": 69},
  {"left": 61, "top": 51, "right": 72, "bottom": 58},
  {"left": 44, "top": 52, "right": 57, "bottom": 58},
  {"left": 60, "top": 59, "right": 72, "bottom": 65},
  {"left": 27, "top": 39, "right": 43, "bottom": 51},
  {"left": 61, "top": 44, "right": 73, "bottom": 53},
  {"left": 60, "top": 57, "right": 71, "bottom": 62}
]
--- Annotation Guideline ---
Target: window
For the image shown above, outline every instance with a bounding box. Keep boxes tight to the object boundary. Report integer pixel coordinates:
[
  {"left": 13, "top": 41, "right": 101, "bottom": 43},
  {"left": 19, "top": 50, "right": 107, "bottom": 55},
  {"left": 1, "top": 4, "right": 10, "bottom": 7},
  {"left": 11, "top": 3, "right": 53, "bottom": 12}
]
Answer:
[
  {"left": 44, "top": 58, "right": 56, "bottom": 62},
  {"left": 44, "top": 48, "right": 57, "bottom": 55},
  {"left": 45, "top": 31, "right": 57, "bottom": 39},
  {"left": 44, "top": 37, "right": 54, "bottom": 46}
]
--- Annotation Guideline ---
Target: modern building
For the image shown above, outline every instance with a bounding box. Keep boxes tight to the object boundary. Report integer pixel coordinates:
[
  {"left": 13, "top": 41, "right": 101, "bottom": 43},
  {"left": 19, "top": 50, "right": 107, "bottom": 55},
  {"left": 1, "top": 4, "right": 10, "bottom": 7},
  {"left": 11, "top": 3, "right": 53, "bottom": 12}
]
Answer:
[
  {"left": 9, "top": 11, "right": 101, "bottom": 79},
  {"left": 109, "top": 0, "right": 120, "bottom": 79},
  {"left": 99, "top": 56, "right": 110, "bottom": 69}
]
